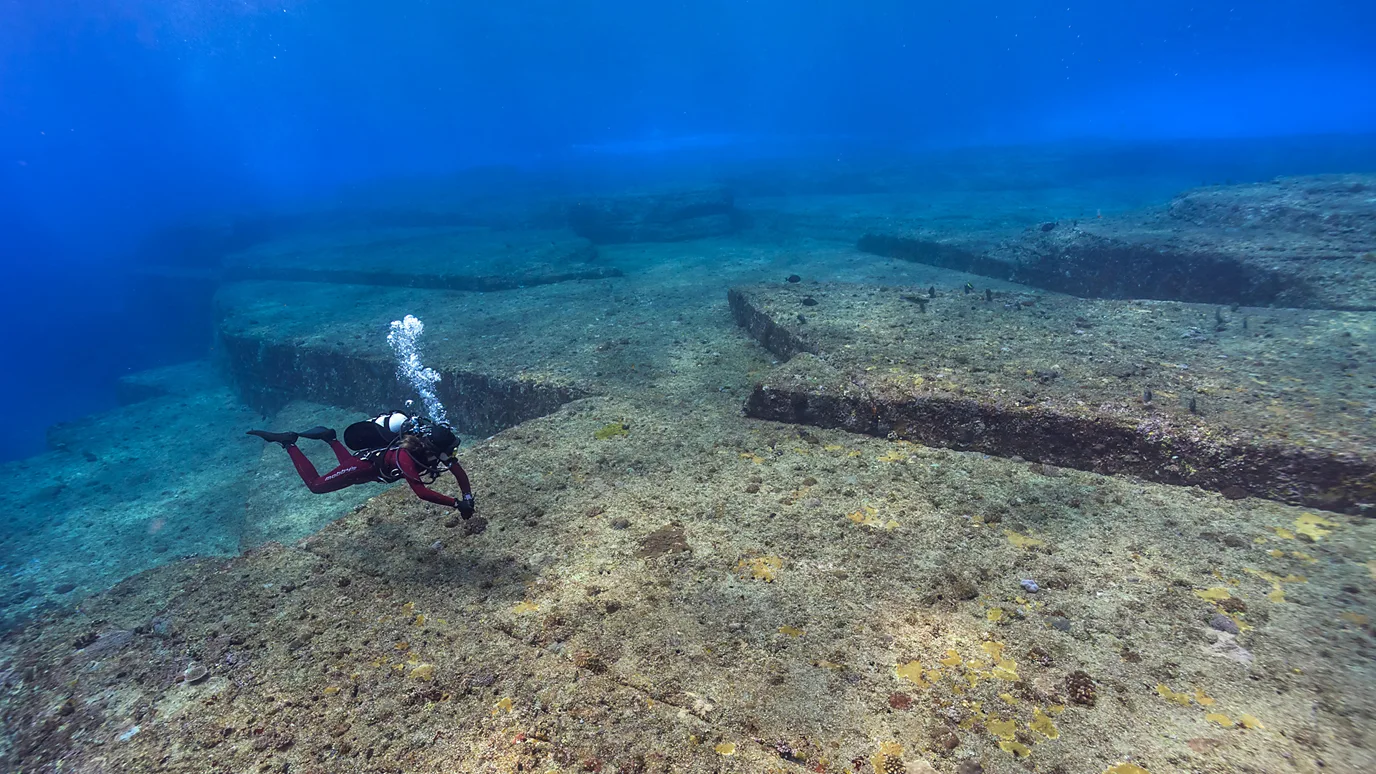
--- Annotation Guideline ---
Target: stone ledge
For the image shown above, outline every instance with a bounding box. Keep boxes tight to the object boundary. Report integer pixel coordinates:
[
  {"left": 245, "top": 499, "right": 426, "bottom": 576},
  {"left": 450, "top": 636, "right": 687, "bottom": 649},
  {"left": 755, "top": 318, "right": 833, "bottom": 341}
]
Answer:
[{"left": 731, "top": 282, "right": 1376, "bottom": 514}]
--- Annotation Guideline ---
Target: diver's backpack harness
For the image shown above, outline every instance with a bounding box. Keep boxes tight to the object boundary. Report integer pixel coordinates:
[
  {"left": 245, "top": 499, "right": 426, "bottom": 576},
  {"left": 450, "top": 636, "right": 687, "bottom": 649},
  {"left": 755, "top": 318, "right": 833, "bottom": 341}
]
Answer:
[{"left": 346, "top": 412, "right": 457, "bottom": 485}]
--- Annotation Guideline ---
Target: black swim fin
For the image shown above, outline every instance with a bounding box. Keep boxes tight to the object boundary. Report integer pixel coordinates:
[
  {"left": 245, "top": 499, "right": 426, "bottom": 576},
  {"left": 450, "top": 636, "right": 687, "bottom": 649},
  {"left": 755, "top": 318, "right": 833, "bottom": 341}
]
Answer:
[
  {"left": 297, "top": 426, "right": 337, "bottom": 442},
  {"left": 247, "top": 429, "right": 298, "bottom": 446}
]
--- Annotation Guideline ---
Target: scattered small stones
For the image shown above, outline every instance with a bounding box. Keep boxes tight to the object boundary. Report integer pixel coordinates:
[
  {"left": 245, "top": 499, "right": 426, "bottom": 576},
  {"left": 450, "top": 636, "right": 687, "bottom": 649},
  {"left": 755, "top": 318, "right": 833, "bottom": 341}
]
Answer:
[
  {"left": 1020, "top": 579, "right": 1041, "bottom": 594},
  {"left": 609, "top": 517, "right": 631, "bottom": 530},
  {"left": 1216, "top": 596, "right": 1247, "bottom": 613},
  {"left": 931, "top": 728, "right": 960, "bottom": 752},
  {"left": 888, "top": 692, "right": 913, "bottom": 710},
  {"left": 1065, "top": 670, "right": 1097, "bottom": 706},
  {"left": 53, "top": 582, "right": 76, "bottom": 595},
  {"left": 571, "top": 650, "right": 607, "bottom": 674},
  {"left": 182, "top": 664, "right": 209, "bottom": 684},
  {"left": 1025, "top": 646, "right": 1055, "bottom": 667},
  {"left": 1206, "top": 631, "right": 1254, "bottom": 665},
  {"left": 786, "top": 275, "right": 801, "bottom": 283},
  {"left": 1209, "top": 612, "right": 1241, "bottom": 635},
  {"left": 955, "top": 761, "right": 985, "bottom": 774},
  {"left": 635, "top": 523, "right": 689, "bottom": 558}
]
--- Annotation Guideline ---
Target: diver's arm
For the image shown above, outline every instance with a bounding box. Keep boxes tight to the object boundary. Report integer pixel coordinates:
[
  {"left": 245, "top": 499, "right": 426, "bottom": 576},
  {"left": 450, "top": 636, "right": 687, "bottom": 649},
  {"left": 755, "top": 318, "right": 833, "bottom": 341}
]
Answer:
[
  {"left": 448, "top": 460, "right": 476, "bottom": 517},
  {"left": 398, "top": 450, "right": 460, "bottom": 508},
  {"left": 448, "top": 459, "right": 473, "bottom": 496}
]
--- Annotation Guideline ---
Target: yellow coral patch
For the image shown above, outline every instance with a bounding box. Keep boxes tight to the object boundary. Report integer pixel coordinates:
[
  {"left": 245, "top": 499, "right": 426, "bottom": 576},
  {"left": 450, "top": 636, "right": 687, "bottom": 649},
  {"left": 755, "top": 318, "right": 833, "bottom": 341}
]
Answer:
[
  {"left": 1005, "top": 530, "right": 1045, "bottom": 549},
  {"left": 1239, "top": 713, "right": 1264, "bottom": 729},
  {"left": 740, "top": 555, "right": 783, "bottom": 582},
  {"left": 1194, "top": 587, "right": 1232, "bottom": 602},
  {"left": 981, "top": 641, "right": 1006, "bottom": 660},
  {"left": 409, "top": 663, "right": 436, "bottom": 682},
  {"left": 869, "top": 741, "right": 904, "bottom": 774},
  {"left": 1368, "top": 561, "right": 1376, "bottom": 581},
  {"left": 1271, "top": 527, "right": 1296, "bottom": 540},
  {"left": 1104, "top": 764, "right": 1152, "bottom": 774},
  {"left": 778, "top": 625, "right": 805, "bottom": 637},
  {"left": 986, "top": 718, "right": 1018, "bottom": 740},
  {"left": 1294, "top": 512, "right": 1338, "bottom": 541},
  {"left": 493, "top": 697, "right": 513, "bottom": 714},
  {"left": 512, "top": 601, "right": 540, "bottom": 614},
  {"left": 992, "top": 660, "right": 1019, "bottom": 681},
  {"left": 999, "top": 692, "right": 1018, "bottom": 706},
  {"left": 595, "top": 422, "right": 630, "bottom": 440},
  {"left": 895, "top": 661, "right": 927, "bottom": 686},
  {"left": 986, "top": 608, "right": 1004, "bottom": 622},
  {"left": 1193, "top": 688, "right": 1216, "bottom": 707},
  {"left": 1030, "top": 706, "right": 1059, "bottom": 739},
  {"left": 714, "top": 742, "right": 736, "bottom": 756},
  {"left": 999, "top": 740, "right": 1031, "bottom": 758},
  {"left": 1267, "top": 549, "right": 1285, "bottom": 558},
  {"left": 1205, "top": 712, "right": 1235, "bottom": 727},
  {"left": 846, "top": 505, "right": 899, "bottom": 530},
  {"left": 1156, "top": 683, "right": 1191, "bottom": 706},
  {"left": 1340, "top": 612, "right": 1369, "bottom": 625},
  {"left": 1268, "top": 587, "right": 1286, "bottom": 603},
  {"left": 1291, "top": 551, "right": 1318, "bottom": 564},
  {"left": 940, "top": 650, "right": 963, "bottom": 667}
]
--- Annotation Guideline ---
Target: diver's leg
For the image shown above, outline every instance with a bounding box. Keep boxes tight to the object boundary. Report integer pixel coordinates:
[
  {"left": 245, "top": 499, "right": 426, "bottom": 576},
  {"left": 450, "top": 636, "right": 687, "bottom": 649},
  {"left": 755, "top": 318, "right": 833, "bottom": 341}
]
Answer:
[
  {"left": 286, "top": 445, "right": 374, "bottom": 494},
  {"left": 325, "top": 439, "right": 354, "bottom": 467}
]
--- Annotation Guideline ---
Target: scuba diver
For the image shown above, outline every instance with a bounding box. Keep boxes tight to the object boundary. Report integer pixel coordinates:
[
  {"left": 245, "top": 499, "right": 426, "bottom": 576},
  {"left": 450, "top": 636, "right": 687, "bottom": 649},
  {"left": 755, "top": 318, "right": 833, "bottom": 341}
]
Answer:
[{"left": 247, "top": 412, "right": 476, "bottom": 517}]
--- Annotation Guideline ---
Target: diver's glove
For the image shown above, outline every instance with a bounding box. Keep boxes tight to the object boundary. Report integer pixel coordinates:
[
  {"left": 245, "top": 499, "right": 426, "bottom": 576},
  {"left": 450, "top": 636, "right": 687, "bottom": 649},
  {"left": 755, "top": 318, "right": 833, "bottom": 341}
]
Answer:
[{"left": 457, "top": 493, "right": 476, "bottom": 519}]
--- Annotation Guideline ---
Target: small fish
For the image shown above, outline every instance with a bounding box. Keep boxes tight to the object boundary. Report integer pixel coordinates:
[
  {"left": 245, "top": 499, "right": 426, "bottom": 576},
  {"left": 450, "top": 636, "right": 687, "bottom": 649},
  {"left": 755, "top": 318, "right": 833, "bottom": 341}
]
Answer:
[{"left": 1143, "top": 388, "right": 1153, "bottom": 404}]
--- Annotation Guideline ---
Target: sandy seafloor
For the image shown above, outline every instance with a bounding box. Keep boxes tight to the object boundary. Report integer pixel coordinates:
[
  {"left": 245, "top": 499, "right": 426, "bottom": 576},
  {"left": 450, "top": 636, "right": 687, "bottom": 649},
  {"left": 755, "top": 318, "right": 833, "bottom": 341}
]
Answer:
[{"left": 1, "top": 160, "right": 1374, "bottom": 774}]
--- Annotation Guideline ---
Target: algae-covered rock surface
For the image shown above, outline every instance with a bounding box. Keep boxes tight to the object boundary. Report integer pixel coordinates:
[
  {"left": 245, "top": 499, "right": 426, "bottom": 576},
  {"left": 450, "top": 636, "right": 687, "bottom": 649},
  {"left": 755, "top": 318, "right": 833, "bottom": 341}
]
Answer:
[
  {"left": 3, "top": 397, "right": 1373, "bottom": 773},
  {"left": 3, "top": 166, "right": 1375, "bottom": 774}
]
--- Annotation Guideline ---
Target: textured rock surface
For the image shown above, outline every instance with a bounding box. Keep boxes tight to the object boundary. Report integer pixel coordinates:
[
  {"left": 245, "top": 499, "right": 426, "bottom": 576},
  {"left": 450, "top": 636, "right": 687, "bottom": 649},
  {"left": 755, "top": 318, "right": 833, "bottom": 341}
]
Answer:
[
  {"left": 4, "top": 393, "right": 1373, "bottom": 773},
  {"left": 567, "top": 187, "right": 738, "bottom": 243},
  {"left": 859, "top": 175, "right": 1376, "bottom": 310},
  {"left": 732, "top": 282, "right": 1376, "bottom": 513}
]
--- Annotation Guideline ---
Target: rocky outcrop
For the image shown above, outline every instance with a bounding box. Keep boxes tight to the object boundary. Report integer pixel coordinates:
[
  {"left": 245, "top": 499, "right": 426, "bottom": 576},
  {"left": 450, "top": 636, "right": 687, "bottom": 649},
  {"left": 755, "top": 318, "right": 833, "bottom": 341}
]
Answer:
[
  {"left": 567, "top": 187, "right": 738, "bottom": 243},
  {"left": 731, "top": 282, "right": 1376, "bottom": 514},
  {"left": 859, "top": 175, "right": 1376, "bottom": 310}
]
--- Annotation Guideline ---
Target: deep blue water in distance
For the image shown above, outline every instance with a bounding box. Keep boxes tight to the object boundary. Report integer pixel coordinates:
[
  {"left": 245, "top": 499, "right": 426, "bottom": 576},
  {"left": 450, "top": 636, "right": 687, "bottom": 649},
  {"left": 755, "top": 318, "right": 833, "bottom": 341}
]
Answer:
[{"left": 2, "top": 0, "right": 1376, "bottom": 460}]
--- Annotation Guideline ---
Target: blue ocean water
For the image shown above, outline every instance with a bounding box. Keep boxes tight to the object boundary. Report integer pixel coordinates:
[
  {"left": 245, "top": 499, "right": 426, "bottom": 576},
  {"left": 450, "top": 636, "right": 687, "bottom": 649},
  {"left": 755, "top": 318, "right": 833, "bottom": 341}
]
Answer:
[{"left": 3, "top": 1, "right": 1375, "bottom": 462}]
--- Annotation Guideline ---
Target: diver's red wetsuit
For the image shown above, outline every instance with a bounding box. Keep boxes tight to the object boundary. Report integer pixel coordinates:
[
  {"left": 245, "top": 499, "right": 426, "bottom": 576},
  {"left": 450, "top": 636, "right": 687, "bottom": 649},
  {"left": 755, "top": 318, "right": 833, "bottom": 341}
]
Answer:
[{"left": 287, "top": 439, "right": 472, "bottom": 507}]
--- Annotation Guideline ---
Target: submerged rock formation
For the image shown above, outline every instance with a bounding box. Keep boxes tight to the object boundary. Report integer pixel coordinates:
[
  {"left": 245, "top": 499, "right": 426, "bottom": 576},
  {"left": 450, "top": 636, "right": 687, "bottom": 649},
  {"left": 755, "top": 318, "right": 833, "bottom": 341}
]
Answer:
[
  {"left": 567, "top": 186, "right": 738, "bottom": 243},
  {"left": 859, "top": 175, "right": 1376, "bottom": 310}
]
